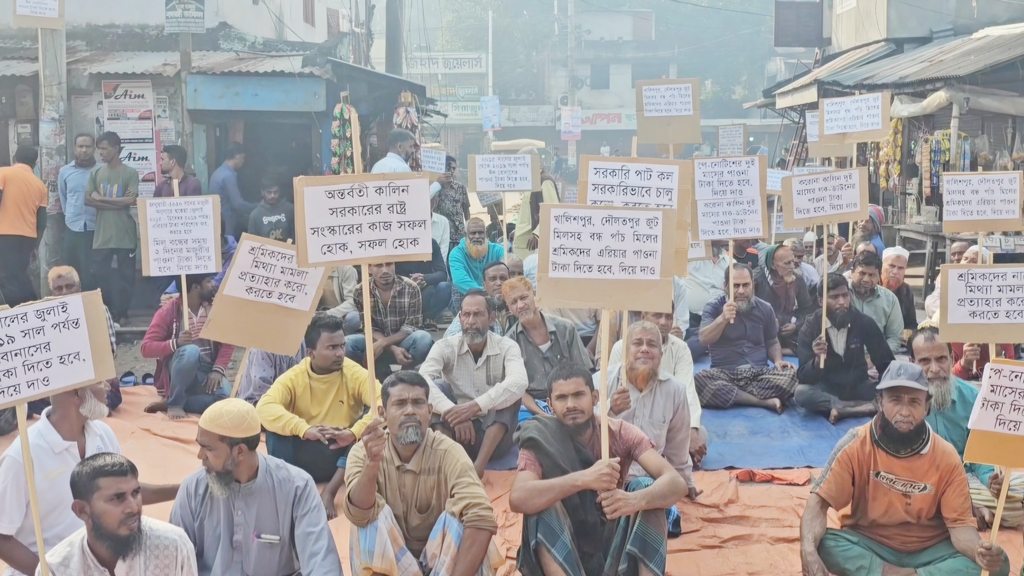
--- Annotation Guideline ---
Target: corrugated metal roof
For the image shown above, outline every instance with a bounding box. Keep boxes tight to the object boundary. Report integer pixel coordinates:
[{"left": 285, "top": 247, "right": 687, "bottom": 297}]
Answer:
[
  {"left": 74, "top": 51, "right": 330, "bottom": 78},
  {"left": 773, "top": 41, "right": 896, "bottom": 97},
  {"left": 826, "top": 23, "right": 1024, "bottom": 89},
  {"left": 0, "top": 60, "right": 39, "bottom": 77}
]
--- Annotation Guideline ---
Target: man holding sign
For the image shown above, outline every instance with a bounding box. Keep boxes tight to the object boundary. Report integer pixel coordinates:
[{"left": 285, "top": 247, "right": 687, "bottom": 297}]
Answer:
[{"left": 800, "top": 367, "right": 1009, "bottom": 576}]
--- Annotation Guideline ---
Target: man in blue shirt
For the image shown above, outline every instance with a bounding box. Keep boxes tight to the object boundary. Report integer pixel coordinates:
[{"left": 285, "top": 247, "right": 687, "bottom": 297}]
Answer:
[
  {"left": 449, "top": 217, "right": 504, "bottom": 312},
  {"left": 905, "top": 331, "right": 1020, "bottom": 530},
  {"left": 209, "top": 143, "right": 253, "bottom": 239},
  {"left": 58, "top": 133, "right": 98, "bottom": 290}
]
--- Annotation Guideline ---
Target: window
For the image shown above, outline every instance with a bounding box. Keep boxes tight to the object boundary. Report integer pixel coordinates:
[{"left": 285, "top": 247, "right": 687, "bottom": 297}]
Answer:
[
  {"left": 589, "top": 63, "right": 610, "bottom": 90},
  {"left": 631, "top": 62, "right": 669, "bottom": 87},
  {"left": 327, "top": 7, "right": 340, "bottom": 36},
  {"left": 303, "top": 0, "right": 315, "bottom": 26}
]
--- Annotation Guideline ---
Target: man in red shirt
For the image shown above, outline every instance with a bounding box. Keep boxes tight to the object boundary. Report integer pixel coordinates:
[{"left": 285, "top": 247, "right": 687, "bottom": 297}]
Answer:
[
  {"left": 510, "top": 364, "right": 686, "bottom": 576},
  {"left": 0, "top": 146, "right": 48, "bottom": 306}
]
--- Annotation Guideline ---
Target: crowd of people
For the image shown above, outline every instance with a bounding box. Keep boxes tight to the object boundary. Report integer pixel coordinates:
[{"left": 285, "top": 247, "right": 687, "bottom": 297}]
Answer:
[{"left": 0, "top": 129, "right": 1018, "bottom": 575}]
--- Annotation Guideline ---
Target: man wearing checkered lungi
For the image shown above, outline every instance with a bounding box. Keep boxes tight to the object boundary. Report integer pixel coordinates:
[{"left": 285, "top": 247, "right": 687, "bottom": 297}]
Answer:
[{"left": 695, "top": 263, "right": 798, "bottom": 414}]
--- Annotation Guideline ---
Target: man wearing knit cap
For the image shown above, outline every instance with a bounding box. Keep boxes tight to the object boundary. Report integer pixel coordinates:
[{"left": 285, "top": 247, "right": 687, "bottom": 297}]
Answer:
[
  {"left": 881, "top": 246, "right": 917, "bottom": 341},
  {"left": 856, "top": 204, "right": 886, "bottom": 255},
  {"left": 170, "top": 399, "right": 343, "bottom": 576}
]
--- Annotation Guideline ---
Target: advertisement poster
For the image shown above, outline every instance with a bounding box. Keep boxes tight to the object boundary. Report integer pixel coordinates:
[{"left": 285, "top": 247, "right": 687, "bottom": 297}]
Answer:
[
  {"left": 102, "top": 80, "right": 154, "bottom": 144},
  {"left": 560, "top": 106, "right": 582, "bottom": 141},
  {"left": 480, "top": 95, "right": 501, "bottom": 132},
  {"left": 121, "top": 143, "right": 159, "bottom": 199}
]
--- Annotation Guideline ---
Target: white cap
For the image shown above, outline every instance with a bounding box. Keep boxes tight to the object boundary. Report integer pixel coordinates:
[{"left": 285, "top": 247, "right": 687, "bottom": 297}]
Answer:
[
  {"left": 803, "top": 231, "right": 817, "bottom": 243},
  {"left": 882, "top": 246, "right": 910, "bottom": 261}
]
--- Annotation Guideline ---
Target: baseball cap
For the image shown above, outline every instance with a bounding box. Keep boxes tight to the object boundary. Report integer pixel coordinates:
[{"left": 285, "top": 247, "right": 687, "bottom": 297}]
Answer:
[{"left": 876, "top": 360, "right": 930, "bottom": 392}]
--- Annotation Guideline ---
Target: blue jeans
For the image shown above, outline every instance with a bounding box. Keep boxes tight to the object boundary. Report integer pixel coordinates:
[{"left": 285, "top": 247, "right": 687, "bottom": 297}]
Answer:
[
  {"left": 168, "top": 345, "right": 230, "bottom": 413},
  {"left": 422, "top": 282, "right": 453, "bottom": 321},
  {"left": 345, "top": 330, "right": 434, "bottom": 380},
  {"left": 341, "top": 311, "right": 362, "bottom": 335}
]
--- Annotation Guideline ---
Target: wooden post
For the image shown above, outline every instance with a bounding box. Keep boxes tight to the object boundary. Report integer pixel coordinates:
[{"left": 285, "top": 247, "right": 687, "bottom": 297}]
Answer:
[
  {"left": 361, "top": 264, "right": 377, "bottom": 414},
  {"left": 597, "top": 309, "right": 612, "bottom": 459},
  {"left": 981, "top": 466, "right": 1014, "bottom": 576},
  {"left": 229, "top": 348, "right": 251, "bottom": 399},
  {"left": 820, "top": 224, "right": 829, "bottom": 368},
  {"left": 619, "top": 311, "right": 629, "bottom": 385},
  {"left": 173, "top": 179, "right": 189, "bottom": 331},
  {"left": 728, "top": 240, "right": 735, "bottom": 323},
  {"left": 771, "top": 197, "right": 780, "bottom": 244},
  {"left": 16, "top": 404, "right": 50, "bottom": 576},
  {"left": 632, "top": 136, "right": 639, "bottom": 157}
]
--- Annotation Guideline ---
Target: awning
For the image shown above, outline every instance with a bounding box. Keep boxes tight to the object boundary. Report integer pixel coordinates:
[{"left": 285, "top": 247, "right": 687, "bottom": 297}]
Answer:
[
  {"left": 891, "top": 85, "right": 1024, "bottom": 118},
  {"left": 72, "top": 51, "right": 332, "bottom": 78},
  {"left": 773, "top": 41, "right": 896, "bottom": 108}
]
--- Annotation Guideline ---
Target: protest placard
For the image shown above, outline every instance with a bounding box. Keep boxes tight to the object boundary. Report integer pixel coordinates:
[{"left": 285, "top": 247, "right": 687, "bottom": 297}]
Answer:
[
  {"left": 138, "top": 195, "right": 222, "bottom": 276},
  {"left": 692, "top": 156, "right": 768, "bottom": 241},
  {"left": 942, "top": 171, "right": 1024, "bottom": 234},
  {"left": 718, "top": 124, "right": 747, "bottom": 157},
  {"left": 537, "top": 204, "right": 675, "bottom": 312},
  {"left": 13, "top": 0, "right": 64, "bottom": 29},
  {"left": 577, "top": 155, "right": 692, "bottom": 272},
  {"left": 0, "top": 292, "right": 116, "bottom": 410},
  {"left": 420, "top": 147, "right": 447, "bottom": 174},
  {"left": 782, "top": 167, "right": 869, "bottom": 229},
  {"left": 295, "top": 172, "right": 433, "bottom": 268},
  {"left": 468, "top": 153, "right": 541, "bottom": 194},
  {"left": 201, "top": 234, "right": 329, "bottom": 356},
  {"left": 767, "top": 169, "right": 791, "bottom": 193},
  {"left": 939, "top": 264, "right": 1024, "bottom": 343},
  {"left": 817, "top": 92, "right": 892, "bottom": 145},
  {"left": 635, "top": 78, "right": 701, "bottom": 145},
  {"left": 805, "top": 110, "right": 851, "bottom": 158},
  {"left": 793, "top": 165, "right": 835, "bottom": 175}
]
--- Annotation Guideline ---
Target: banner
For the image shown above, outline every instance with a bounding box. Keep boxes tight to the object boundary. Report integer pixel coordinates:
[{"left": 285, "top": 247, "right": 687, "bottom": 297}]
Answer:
[{"left": 561, "top": 106, "right": 582, "bottom": 141}]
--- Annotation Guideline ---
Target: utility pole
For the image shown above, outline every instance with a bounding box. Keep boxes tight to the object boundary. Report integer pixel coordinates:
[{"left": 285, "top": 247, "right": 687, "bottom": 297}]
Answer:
[
  {"left": 38, "top": 26, "right": 67, "bottom": 297},
  {"left": 567, "top": 0, "right": 575, "bottom": 107},
  {"left": 385, "top": 0, "right": 404, "bottom": 75},
  {"left": 487, "top": 10, "right": 493, "bottom": 99},
  {"left": 179, "top": 32, "right": 193, "bottom": 166}
]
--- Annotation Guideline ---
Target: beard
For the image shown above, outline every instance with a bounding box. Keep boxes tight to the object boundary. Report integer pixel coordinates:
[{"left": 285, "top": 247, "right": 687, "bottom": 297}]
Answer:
[
  {"left": 463, "top": 326, "right": 487, "bottom": 346},
  {"left": 80, "top": 391, "right": 109, "bottom": 421},
  {"left": 626, "top": 362, "right": 657, "bottom": 389},
  {"left": 395, "top": 421, "right": 425, "bottom": 446},
  {"left": 206, "top": 456, "right": 236, "bottom": 499},
  {"left": 565, "top": 413, "right": 592, "bottom": 437},
  {"left": 91, "top": 513, "right": 144, "bottom": 561},
  {"left": 852, "top": 283, "right": 874, "bottom": 298},
  {"left": 735, "top": 299, "right": 753, "bottom": 314},
  {"left": 875, "top": 411, "right": 929, "bottom": 456},
  {"left": 929, "top": 375, "right": 954, "bottom": 411},
  {"left": 827, "top": 308, "right": 852, "bottom": 329},
  {"left": 882, "top": 275, "right": 904, "bottom": 292},
  {"left": 466, "top": 241, "right": 488, "bottom": 260}
]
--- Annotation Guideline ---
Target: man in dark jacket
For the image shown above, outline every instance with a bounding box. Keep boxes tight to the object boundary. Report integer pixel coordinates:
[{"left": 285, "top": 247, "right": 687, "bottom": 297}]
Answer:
[
  {"left": 795, "top": 273, "right": 895, "bottom": 424},
  {"left": 753, "top": 244, "right": 814, "bottom": 354},
  {"left": 395, "top": 239, "right": 451, "bottom": 328}
]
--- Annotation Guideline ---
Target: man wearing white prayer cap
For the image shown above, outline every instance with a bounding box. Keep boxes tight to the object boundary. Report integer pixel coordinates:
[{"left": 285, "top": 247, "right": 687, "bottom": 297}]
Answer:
[
  {"left": 881, "top": 246, "right": 916, "bottom": 341},
  {"left": 803, "top": 231, "right": 817, "bottom": 264},
  {"left": 170, "top": 399, "right": 343, "bottom": 576}
]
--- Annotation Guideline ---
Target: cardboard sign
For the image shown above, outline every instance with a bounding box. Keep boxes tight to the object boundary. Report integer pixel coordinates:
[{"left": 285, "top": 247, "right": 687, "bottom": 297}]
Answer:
[
  {"left": 468, "top": 154, "right": 541, "bottom": 194},
  {"left": 793, "top": 165, "right": 835, "bottom": 175},
  {"left": 718, "top": 124, "right": 747, "bottom": 157},
  {"left": 942, "top": 171, "right": 1024, "bottom": 234},
  {"left": 805, "top": 111, "right": 852, "bottom": 158},
  {"left": 635, "top": 78, "right": 701, "bottom": 145},
  {"left": 692, "top": 156, "right": 768, "bottom": 241},
  {"left": 295, "top": 172, "right": 433, "bottom": 268},
  {"left": 773, "top": 206, "right": 806, "bottom": 236},
  {"left": 965, "top": 358, "right": 1024, "bottom": 469},
  {"left": 537, "top": 204, "right": 675, "bottom": 312},
  {"left": 138, "top": 196, "right": 222, "bottom": 277},
  {"left": 817, "top": 92, "right": 892, "bottom": 145},
  {"left": 12, "top": 0, "right": 63, "bottom": 29},
  {"left": 767, "top": 169, "right": 791, "bottom": 193},
  {"left": 782, "top": 167, "right": 869, "bottom": 228},
  {"left": 420, "top": 148, "right": 447, "bottom": 174},
  {"left": 939, "top": 264, "right": 1024, "bottom": 343},
  {"left": 577, "top": 155, "right": 692, "bottom": 274},
  {"left": 0, "top": 292, "right": 116, "bottom": 410},
  {"left": 201, "top": 234, "right": 329, "bottom": 356}
]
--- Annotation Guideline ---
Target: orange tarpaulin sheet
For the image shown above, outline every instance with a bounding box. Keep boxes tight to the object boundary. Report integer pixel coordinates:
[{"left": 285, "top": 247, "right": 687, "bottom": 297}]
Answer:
[{"left": 1, "top": 387, "right": 1021, "bottom": 576}]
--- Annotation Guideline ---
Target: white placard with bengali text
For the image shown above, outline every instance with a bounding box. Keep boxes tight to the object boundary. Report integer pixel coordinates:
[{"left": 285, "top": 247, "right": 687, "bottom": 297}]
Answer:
[
  {"left": 767, "top": 169, "right": 791, "bottom": 192},
  {"left": 689, "top": 238, "right": 707, "bottom": 260},
  {"left": 806, "top": 111, "right": 820, "bottom": 143},
  {"left": 421, "top": 148, "right": 447, "bottom": 174},
  {"left": 969, "top": 362, "right": 1024, "bottom": 436},
  {"left": 302, "top": 178, "right": 432, "bottom": 265},
  {"left": 945, "top": 267, "right": 1024, "bottom": 325},
  {"left": 548, "top": 207, "right": 664, "bottom": 280},
  {"left": 224, "top": 239, "right": 326, "bottom": 311},
  {"left": 774, "top": 211, "right": 805, "bottom": 234},
  {"left": 144, "top": 196, "right": 218, "bottom": 275},
  {"left": 793, "top": 165, "right": 833, "bottom": 175},
  {"left": 822, "top": 93, "right": 884, "bottom": 136},
  {"left": 641, "top": 84, "right": 694, "bottom": 117},
  {"left": 16, "top": 0, "right": 58, "bottom": 18},
  {"left": 791, "top": 169, "right": 863, "bottom": 221},
  {"left": 943, "top": 172, "right": 1021, "bottom": 222},
  {"left": 474, "top": 154, "right": 533, "bottom": 192},
  {"left": 0, "top": 295, "right": 95, "bottom": 405},
  {"left": 718, "top": 125, "right": 746, "bottom": 157},
  {"left": 585, "top": 161, "right": 679, "bottom": 208},
  {"left": 694, "top": 157, "right": 764, "bottom": 240}
]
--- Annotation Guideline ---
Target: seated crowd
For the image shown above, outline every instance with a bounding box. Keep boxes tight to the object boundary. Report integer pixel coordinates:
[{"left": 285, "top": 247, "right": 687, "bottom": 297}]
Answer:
[{"left": 1, "top": 211, "right": 1020, "bottom": 576}]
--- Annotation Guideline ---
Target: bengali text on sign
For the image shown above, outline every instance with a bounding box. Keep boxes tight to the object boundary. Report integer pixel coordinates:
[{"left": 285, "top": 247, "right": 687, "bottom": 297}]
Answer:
[
  {"left": 694, "top": 157, "right": 764, "bottom": 240},
  {"left": 969, "top": 362, "right": 1024, "bottom": 436},
  {"left": 474, "top": 154, "right": 533, "bottom": 192},
  {"left": 641, "top": 84, "right": 694, "bottom": 117},
  {"left": 791, "top": 169, "right": 863, "bottom": 220},
  {"left": 943, "top": 172, "right": 1021, "bottom": 221},
  {"left": 223, "top": 239, "right": 326, "bottom": 311},
  {"left": 945, "top": 267, "right": 1024, "bottom": 324},
  {"left": 822, "top": 93, "right": 884, "bottom": 135},
  {"left": 585, "top": 161, "right": 679, "bottom": 208},
  {"left": 144, "top": 197, "right": 218, "bottom": 276},
  {"left": 547, "top": 207, "right": 664, "bottom": 280}
]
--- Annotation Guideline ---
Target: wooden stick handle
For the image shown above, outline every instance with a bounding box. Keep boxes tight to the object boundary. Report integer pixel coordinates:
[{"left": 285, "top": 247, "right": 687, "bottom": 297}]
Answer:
[
  {"left": 171, "top": 178, "right": 190, "bottom": 330},
  {"left": 229, "top": 348, "right": 251, "bottom": 399},
  {"left": 362, "top": 264, "right": 377, "bottom": 415},
  {"left": 728, "top": 239, "right": 735, "bottom": 324},
  {"left": 598, "top": 309, "right": 611, "bottom": 460},
  {"left": 17, "top": 404, "right": 50, "bottom": 576},
  {"left": 772, "top": 197, "right": 780, "bottom": 244},
  {"left": 619, "top": 310, "right": 629, "bottom": 385},
  {"left": 981, "top": 466, "right": 1014, "bottom": 576},
  {"left": 820, "top": 225, "right": 829, "bottom": 368}
]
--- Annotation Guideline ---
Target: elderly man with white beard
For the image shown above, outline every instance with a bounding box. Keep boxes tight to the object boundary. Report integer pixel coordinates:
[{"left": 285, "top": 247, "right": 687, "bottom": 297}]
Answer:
[
  {"left": 170, "top": 398, "right": 343, "bottom": 576},
  {"left": 907, "top": 330, "right": 1024, "bottom": 530},
  {"left": 0, "top": 382, "right": 179, "bottom": 576},
  {"left": 881, "top": 247, "right": 917, "bottom": 343},
  {"left": 449, "top": 217, "right": 505, "bottom": 311}
]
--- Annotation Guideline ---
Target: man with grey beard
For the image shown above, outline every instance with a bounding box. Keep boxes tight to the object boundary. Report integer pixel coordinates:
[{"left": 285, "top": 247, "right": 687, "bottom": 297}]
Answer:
[
  {"left": 345, "top": 371, "right": 503, "bottom": 576},
  {"left": 0, "top": 383, "right": 179, "bottom": 576},
  {"left": 908, "top": 330, "right": 1024, "bottom": 529},
  {"left": 171, "top": 398, "right": 342, "bottom": 576},
  {"left": 41, "top": 454, "right": 196, "bottom": 576},
  {"left": 449, "top": 218, "right": 505, "bottom": 311}
]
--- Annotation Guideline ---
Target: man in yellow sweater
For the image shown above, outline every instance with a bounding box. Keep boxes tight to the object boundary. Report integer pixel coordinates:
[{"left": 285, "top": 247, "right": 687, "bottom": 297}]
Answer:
[{"left": 257, "top": 313, "right": 381, "bottom": 519}]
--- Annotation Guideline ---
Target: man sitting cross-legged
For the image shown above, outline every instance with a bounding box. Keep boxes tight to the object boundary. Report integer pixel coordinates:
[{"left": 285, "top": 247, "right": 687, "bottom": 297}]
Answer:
[
  {"left": 511, "top": 364, "right": 688, "bottom": 576},
  {"left": 795, "top": 273, "right": 894, "bottom": 424},
  {"left": 256, "top": 313, "right": 381, "bottom": 519},
  {"left": 694, "top": 263, "right": 797, "bottom": 413},
  {"left": 343, "top": 371, "right": 504, "bottom": 576},
  {"left": 800, "top": 368, "right": 1010, "bottom": 576},
  {"left": 421, "top": 289, "right": 528, "bottom": 477}
]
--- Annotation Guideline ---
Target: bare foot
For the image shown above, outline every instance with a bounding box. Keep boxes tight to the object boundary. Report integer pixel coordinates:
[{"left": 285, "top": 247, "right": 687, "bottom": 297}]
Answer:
[
  {"left": 688, "top": 485, "right": 703, "bottom": 500},
  {"left": 829, "top": 408, "right": 840, "bottom": 425},
  {"left": 321, "top": 490, "right": 338, "bottom": 520},
  {"left": 144, "top": 400, "right": 167, "bottom": 414},
  {"left": 167, "top": 407, "right": 188, "bottom": 420},
  {"left": 769, "top": 398, "right": 785, "bottom": 414}
]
